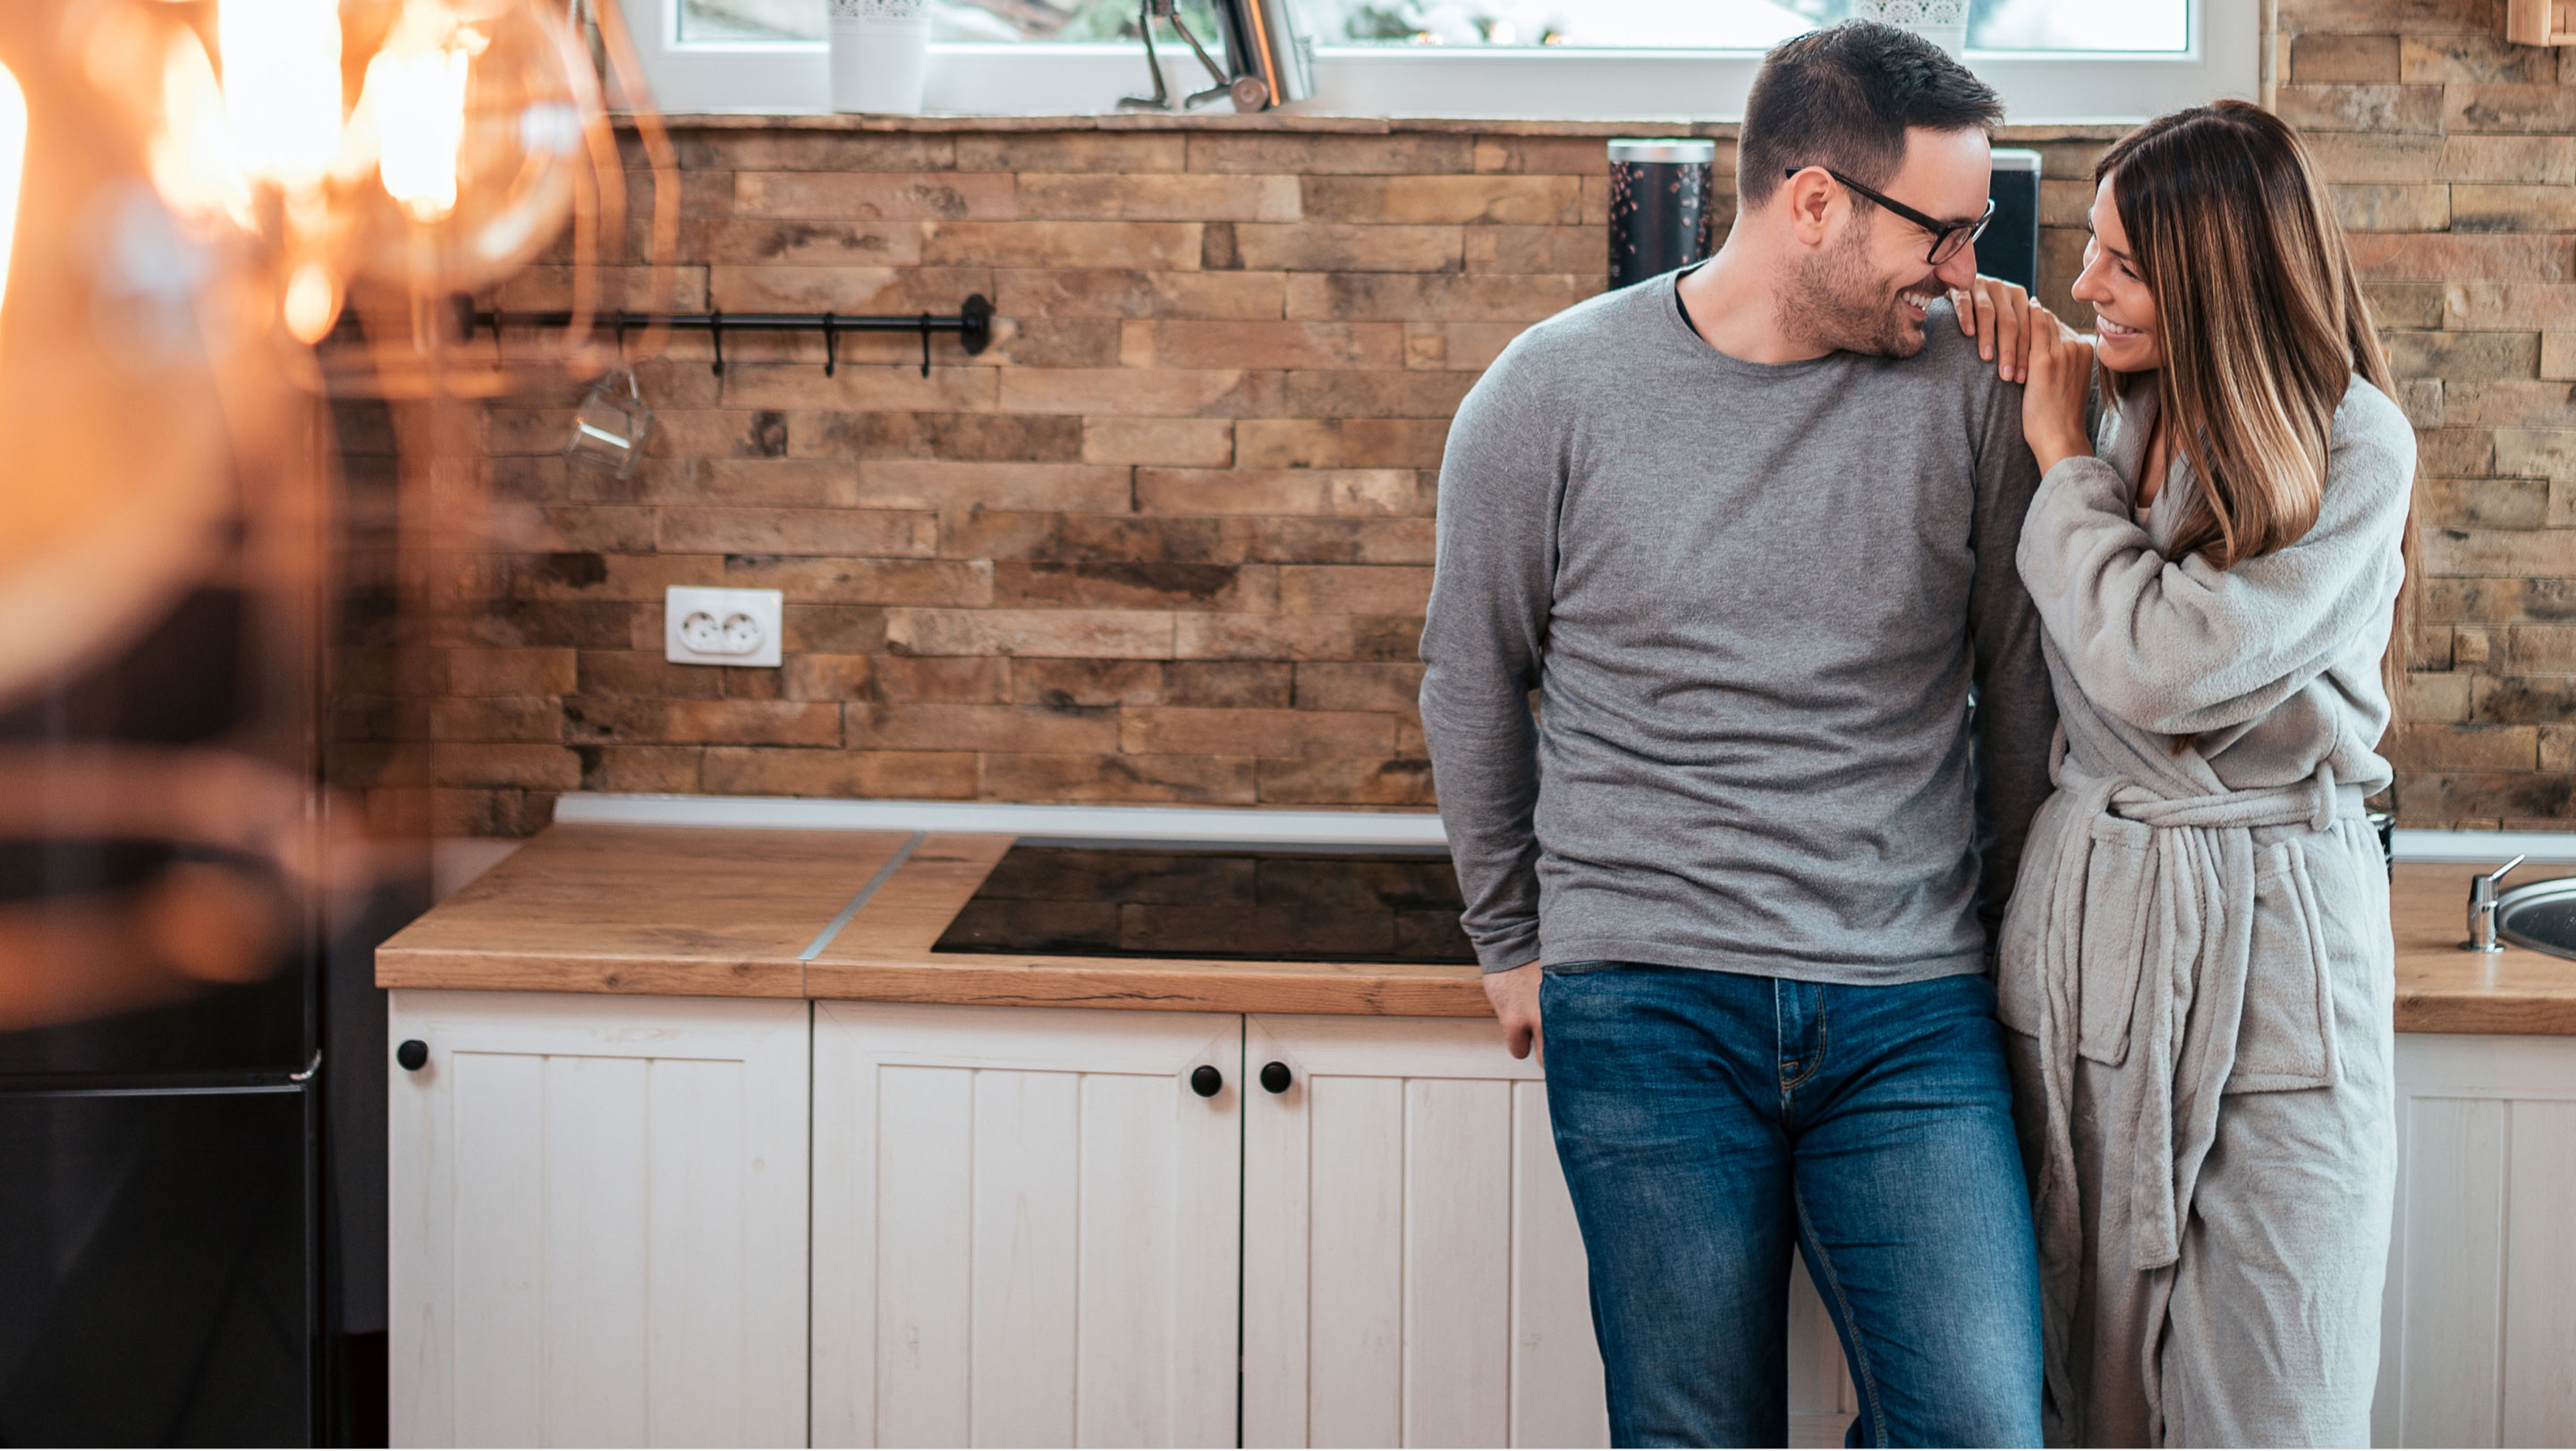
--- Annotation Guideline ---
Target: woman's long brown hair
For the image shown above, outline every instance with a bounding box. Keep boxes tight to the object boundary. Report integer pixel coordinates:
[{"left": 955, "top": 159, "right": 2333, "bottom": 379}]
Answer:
[{"left": 2095, "top": 99, "right": 2418, "bottom": 729}]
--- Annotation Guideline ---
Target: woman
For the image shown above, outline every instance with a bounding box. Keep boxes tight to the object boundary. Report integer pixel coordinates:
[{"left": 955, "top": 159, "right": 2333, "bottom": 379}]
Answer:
[{"left": 1997, "top": 100, "right": 2417, "bottom": 1447}]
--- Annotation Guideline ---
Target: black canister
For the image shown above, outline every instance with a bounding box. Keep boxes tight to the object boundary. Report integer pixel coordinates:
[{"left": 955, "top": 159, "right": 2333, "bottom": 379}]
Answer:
[
  {"left": 1982, "top": 148, "right": 2042, "bottom": 294},
  {"left": 1608, "top": 138, "right": 1717, "bottom": 291}
]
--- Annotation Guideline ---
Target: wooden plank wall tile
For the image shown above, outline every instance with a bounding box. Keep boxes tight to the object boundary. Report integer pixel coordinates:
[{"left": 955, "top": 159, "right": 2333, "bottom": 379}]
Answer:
[{"left": 333, "top": 13, "right": 2576, "bottom": 832}]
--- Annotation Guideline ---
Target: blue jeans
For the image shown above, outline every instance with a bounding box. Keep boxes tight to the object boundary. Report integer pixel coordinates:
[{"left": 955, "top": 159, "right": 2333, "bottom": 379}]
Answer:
[{"left": 1542, "top": 963, "right": 2043, "bottom": 1447}]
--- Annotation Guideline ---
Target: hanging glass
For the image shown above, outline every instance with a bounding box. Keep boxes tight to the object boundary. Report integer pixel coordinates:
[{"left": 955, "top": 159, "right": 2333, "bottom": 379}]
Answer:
[{"left": 563, "top": 365, "right": 649, "bottom": 478}]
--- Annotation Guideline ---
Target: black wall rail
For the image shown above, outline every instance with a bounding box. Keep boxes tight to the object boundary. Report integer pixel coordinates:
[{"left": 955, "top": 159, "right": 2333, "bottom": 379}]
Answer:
[{"left": 460, "top": 293, "right": 996, "bottom": 377}]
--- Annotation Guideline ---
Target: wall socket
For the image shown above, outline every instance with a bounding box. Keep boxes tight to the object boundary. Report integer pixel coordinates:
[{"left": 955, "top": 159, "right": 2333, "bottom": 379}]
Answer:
[{"left": 665, "top": 586, "right": 783, "bottom": 668}]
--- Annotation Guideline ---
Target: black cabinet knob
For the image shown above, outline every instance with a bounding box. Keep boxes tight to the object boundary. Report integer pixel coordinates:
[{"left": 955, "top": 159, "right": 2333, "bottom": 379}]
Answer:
[
  {"left": 1190, "top": 1065, "right": 1223, "bottom": 1098},
  {"left": 396, "top": 1039, "right": 429, "bottom": 1072},
  {"left": 1259, "top": 1061, "right": 1292, "bottom": 1094}
]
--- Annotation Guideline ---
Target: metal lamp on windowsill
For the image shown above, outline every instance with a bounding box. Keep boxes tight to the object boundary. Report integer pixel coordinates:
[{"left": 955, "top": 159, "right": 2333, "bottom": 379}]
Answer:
[{"left": 1117, "top": 0, "right": 1310, "bottom": 114}]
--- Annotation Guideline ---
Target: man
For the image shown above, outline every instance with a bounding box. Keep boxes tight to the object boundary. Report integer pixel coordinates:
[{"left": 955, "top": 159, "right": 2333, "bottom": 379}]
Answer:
[{"left": 1418, "top": 22, "right": 2054, "bottom": 1447}]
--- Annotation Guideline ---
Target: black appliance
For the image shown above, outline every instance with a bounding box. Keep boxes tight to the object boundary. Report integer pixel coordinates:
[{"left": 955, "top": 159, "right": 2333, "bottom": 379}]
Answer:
[
  {"left": 0, "top": 571, "right": 389, "bottom": 1443},
  {"left": 934, "top": 840, "right": 1478, "bottom": 963},
  {"left": 1984, "top": 148, "right": 2043, "bottom": 294}
]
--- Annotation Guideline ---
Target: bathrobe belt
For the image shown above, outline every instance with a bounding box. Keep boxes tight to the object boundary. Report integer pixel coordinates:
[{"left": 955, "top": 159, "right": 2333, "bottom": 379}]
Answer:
[{"left": 2028, "top": 759, "right": 2365, "bottom": 1286}]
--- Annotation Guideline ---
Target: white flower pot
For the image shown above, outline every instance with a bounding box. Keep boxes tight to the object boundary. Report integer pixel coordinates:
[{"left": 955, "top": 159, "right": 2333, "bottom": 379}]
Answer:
[
  {"left": 829, "top": 0, "right": 931, "bottom": 114},
  {"left": 1855, "top": 0, "right": 1969, "bottom": 56}
]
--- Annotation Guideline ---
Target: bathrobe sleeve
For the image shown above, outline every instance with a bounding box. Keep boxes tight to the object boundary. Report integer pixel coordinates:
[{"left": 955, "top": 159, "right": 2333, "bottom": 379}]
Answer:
[{"left": 2015, "top": 377, "right": 2418, "bottom": 738}]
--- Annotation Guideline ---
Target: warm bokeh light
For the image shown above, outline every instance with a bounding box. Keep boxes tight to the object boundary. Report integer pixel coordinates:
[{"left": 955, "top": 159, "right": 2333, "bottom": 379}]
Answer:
[
  {"left": 282, "top": 259, "right": 339, "bottom": 341},
  {"left": 217, "top": 0, "right": 345, "bottom": 191},
  {"left": 148, "top": 27, "right": 255, "bottom": 232},
  {"left": 0, "top": 60, "right": 23, "bottom": 325},
  {"left": 364, "top": 32, "right": 471, "bottom": 225}
]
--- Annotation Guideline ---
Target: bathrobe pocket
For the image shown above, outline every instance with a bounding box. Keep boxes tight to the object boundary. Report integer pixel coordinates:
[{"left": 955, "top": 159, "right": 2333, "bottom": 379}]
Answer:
[
  {"left": 2226, "top": 838, "right": 2344, "bottom": 1094},
  {"left": 2076, "top": 815, "right": 2152, "bottom": 1065}
]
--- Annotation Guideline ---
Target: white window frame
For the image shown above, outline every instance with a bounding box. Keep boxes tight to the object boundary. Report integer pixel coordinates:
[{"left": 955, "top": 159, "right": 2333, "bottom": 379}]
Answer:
[{"left": 622, "top": 0, "right": 2258, "bottom": 124}]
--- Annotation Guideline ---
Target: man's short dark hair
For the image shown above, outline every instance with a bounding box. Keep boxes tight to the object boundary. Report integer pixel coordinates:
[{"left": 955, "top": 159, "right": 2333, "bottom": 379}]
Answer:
[{"left": 1736, "top": 22, "right": 2003, "bottom": 211}]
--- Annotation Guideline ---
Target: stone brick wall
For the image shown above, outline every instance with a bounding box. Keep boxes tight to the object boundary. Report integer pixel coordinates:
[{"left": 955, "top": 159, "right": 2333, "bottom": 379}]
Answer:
[
  {"left": 2276, "top": 0, "right": 2576, "bottom": 827},
  {"left": 347, "top": 2, "right": 2576, "bottom": 837}
]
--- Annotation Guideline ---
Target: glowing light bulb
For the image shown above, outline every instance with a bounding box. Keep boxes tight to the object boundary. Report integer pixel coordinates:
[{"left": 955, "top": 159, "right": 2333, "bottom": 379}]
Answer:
[
  {"left": 0, "top": 62, "right": 21, "bottom": 325},
  {"left": 282, "top": 261, "right": 340, "bottom": 342},
  {"left": 366, "top": 37, "right": 472, "bottom": 224},
  {"left": 217, "top": 0, "right": 345, "bottom": 191},
  {"left": 149, "top": 30, "right": 255, "bottom": 233}
]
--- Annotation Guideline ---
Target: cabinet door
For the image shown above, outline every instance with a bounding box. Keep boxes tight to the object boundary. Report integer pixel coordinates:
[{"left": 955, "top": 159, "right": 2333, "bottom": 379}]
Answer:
[
  {"left": 811, "top": 1002, "right": 1241, "bottom": 1449},
  {"left": 2373, "top": 1033, "right": 2576, "bottom": 1448},
  {"left": 388, "top": 990, "right": 809, "bottom": 1449},
  {"left": 1243, "top": 1015, "right": 1857, "bottom": 1449},
  {"left": 1241, "top": 1014, "right": 1606, "bottom": 1449}
]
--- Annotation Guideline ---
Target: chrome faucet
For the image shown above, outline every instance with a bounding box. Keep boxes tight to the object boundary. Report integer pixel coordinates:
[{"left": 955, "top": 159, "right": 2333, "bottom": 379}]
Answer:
[{"left": 2464, "top": 854, "right": 2526, "bottom": 953}]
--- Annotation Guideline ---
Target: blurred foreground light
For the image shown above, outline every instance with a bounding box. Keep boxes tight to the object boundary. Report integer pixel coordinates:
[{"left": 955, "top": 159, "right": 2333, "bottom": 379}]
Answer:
[
  {"left": 282, "top": 259, "right": 338, "bottom": 341},
  {"left": 0, "top": 60, "right": 22, "bottom": 324},
  {"left": 364, "top": 25, "right": 472, "bottom": 225},
  {"left": 148, "top": 27, "right": 255, "bottom": 233},
  {"left": 344, "top": 0, "right": 592, "bottom": 294},
  {"left": 216, "top": 0, "right": 344, "bottom": 191}
]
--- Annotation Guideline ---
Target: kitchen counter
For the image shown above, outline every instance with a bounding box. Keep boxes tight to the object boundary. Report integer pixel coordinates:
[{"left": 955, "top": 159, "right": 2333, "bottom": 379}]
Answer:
[
  {"left": 2394, "top": 860, "right": 2576, "bottom": 1035},
  {"left": 377, "top": 824, "right": 2576, "bottom": 1031},
  {"left": 377, "top": 825, "right": 1489, "bottom": 1015}
]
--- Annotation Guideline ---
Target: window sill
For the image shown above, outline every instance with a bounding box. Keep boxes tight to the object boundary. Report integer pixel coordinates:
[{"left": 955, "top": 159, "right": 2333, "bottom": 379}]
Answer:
[{"left": 631, "top": 110, "right": 2136, "bottom": 143}]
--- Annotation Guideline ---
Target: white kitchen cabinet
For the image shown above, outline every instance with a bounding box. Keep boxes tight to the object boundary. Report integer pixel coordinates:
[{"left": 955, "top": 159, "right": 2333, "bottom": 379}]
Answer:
[
  {"left": 1241, "top": 1014, "right": 1605, "bottom": 1449},
  {"left": 387, "top": 990, "right": 810, "bottom": 1449},
  {"left": 2375, "top": 1032, "right": 2576, "bottom": 1448},
  {"left": 810, "top": 1002, "right": 1243, "bottom": 1449},
  {"left": 1240, "top": 1014, "right": 1856, "bottom": 1448}
]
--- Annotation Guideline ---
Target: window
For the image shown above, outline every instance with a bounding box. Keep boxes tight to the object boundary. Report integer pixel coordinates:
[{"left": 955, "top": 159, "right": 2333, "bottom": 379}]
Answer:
[{"left": 629, "top": 0, "right": 2256, "bottom": 123}]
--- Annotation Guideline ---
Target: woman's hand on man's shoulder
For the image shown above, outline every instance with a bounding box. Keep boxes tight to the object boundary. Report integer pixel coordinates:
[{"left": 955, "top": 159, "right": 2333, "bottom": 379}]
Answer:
[
  {"left": 2021, "top": 305, "right": 2099, "bottom": 476},
  {"left": 1954, "top": 275, "right": 2039, "bottom": 385}
]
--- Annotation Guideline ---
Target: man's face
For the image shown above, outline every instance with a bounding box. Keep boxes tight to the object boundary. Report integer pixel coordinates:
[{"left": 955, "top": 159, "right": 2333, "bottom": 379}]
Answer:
[{"left": 1787, "top": 126, "right": 1994, "bottom": 359}]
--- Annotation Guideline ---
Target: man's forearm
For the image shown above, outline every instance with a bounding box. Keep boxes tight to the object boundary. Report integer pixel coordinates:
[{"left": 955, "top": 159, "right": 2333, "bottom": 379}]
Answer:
[{"left": 1419, "top": 682, "right": 1545, "bottom": 972}]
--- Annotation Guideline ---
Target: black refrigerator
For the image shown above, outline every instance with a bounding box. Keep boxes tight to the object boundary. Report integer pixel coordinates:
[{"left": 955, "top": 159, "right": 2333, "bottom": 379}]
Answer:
[{"left": 0, "top": 565, "right": 386, "bottom": 1445}]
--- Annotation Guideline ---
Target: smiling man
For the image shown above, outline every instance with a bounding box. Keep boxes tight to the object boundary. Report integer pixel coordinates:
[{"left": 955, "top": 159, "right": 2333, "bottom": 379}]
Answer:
[{"left": 1418, "top": 22, "right": 2055, "bottom": 1447}]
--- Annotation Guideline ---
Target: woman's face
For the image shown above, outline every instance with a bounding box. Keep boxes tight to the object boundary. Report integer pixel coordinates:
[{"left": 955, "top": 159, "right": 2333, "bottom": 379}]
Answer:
[{"left": 2071, "top": 174, "right": 2162, "bottom": 374}]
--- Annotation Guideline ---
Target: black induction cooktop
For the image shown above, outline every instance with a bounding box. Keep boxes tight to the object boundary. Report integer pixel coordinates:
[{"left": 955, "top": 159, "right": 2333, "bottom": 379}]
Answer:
[{"left": 931, "top": 841, "right": 1478, "bottom": 964}]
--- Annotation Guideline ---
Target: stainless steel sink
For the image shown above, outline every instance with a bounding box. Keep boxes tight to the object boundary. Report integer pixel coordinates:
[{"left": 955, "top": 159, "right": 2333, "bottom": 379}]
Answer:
[{"left": 2498, "top": 877, "right": 2576, "bottom": 962}]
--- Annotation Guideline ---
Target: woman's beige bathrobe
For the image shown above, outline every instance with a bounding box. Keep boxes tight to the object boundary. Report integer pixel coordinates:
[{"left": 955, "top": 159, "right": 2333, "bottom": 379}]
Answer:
[{"left": 1997, "top": 372, "right": 2417, "bottom": 1447}]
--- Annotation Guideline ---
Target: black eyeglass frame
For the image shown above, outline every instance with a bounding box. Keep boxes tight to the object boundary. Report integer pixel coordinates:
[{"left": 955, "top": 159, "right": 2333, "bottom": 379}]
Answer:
[{"left": 1784, "top": 165, "right": 1996, "bottom": 265}]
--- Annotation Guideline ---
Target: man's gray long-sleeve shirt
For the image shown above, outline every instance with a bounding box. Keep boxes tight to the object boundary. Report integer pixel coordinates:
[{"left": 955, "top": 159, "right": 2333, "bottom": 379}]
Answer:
[{"left": 1418, "top": 273, "right": 2055, "bottom": 983}]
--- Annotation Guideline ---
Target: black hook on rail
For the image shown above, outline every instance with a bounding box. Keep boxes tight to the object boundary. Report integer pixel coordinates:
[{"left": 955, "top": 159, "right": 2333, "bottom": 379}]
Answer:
[{"left": 456, "top": 294, "right": 996, "bottom": 380}]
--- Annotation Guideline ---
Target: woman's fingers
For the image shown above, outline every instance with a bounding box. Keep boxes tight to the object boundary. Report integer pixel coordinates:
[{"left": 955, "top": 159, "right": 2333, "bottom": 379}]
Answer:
[
  {"left": 1999, "top": 287, "right": 2029, "bottom": 383},
  {"left": 2018, "top": 302, "right": 2099, "bottom": 471},
  {"left": 1974, "top": 284, "right": 1998, "bottom": 362}
]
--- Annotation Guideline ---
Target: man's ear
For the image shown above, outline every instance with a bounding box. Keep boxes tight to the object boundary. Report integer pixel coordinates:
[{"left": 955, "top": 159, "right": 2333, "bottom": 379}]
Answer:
[{"left": 1782, "top": 165, "right": 1837, "bottom": 250}]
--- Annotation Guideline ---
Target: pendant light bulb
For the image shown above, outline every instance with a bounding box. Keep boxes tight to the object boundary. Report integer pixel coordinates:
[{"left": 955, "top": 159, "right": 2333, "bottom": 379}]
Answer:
[
  {"left": 0, "top": 60, "right": 21, "bottom": 326},
  {"left": 342, "top": 0, "right": 595, "bottom": 297},
  {"left": 282, "top": 261, "right": 340, "bottom": 342},
  {"left": 216, "top": 0, "right": 345, "bottom": 192},
  {"left": 148, "top": 28, "right": 254, "bottom": 233},
  {"left": 365, "top": 31, "right": 472, "bottom": 225}
]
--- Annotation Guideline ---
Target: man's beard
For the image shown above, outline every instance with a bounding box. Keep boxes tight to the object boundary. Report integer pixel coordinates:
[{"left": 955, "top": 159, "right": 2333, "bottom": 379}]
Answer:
[{"left": 1779, "top": 222, "right": 1929, "bottom": 360}]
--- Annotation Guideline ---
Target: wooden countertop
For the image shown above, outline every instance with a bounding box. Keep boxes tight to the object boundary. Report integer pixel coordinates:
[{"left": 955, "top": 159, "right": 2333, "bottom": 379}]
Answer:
[
  {"left": 2393, "top": 861, "right": 2576, "bottom": 1036},
  {"left": 379, "top": 826, "right": 2576, "bottom": 1031},
  {"left": 376, "top": 824, "right": 1489, "bottom": 1015},
  {"left": 374, "top": 824, "right": 910, "bottom": 998}
]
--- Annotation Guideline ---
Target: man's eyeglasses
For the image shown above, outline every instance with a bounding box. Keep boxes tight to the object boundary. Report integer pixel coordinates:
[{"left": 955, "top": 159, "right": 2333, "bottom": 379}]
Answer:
[{"left": 1785, "top": 165, "right": 1996, "bottom": 266}]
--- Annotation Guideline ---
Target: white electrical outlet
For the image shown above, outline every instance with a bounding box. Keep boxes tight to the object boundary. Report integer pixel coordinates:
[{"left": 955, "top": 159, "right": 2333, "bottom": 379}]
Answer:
[{"left": 665, "top": 586, "right": 783, "bottom": 668}]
